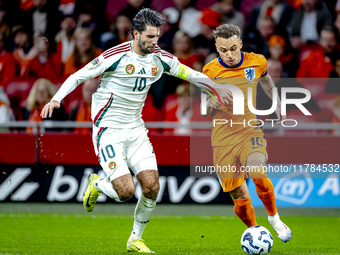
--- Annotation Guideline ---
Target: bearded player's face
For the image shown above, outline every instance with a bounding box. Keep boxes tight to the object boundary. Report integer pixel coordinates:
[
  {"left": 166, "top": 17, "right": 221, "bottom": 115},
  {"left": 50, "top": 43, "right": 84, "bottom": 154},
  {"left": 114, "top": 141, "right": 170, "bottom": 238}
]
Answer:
[
  {"left": 137, "top": 26, "right": 160, "bottom": 55},
  {"left": 215, "top": 36, "right": 243, "bottom": 67}
]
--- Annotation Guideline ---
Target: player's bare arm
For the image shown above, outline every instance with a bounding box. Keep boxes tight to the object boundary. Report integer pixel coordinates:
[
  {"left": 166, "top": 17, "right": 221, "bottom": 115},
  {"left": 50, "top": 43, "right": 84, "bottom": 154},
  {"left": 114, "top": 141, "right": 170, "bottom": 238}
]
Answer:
[
  {"left": 39, "top": 65, "right": 97, "bottom": 119},
  {"left": 40, "top": 44, "right": 109, "bottom": 119},
  {"left": 259, "top": 74, "right": 286, "bottom": 125}
]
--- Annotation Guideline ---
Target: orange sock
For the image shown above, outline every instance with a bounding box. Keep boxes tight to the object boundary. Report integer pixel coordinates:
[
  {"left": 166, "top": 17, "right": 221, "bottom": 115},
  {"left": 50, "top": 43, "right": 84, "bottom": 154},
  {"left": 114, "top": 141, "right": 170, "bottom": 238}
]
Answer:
[
  {"left": 233, "top": 197, "right": 257, "bottom": 227},
  {"left": 252, "top": 178, "right": 277, "bottom": 216}
]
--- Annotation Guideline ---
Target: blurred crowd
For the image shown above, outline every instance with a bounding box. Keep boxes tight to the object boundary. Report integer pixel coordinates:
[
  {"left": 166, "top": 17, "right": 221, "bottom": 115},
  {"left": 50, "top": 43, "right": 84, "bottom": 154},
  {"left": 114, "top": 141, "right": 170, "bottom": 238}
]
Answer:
[{"left": 1, "top": 0, "right": 340, "bottom": 134}]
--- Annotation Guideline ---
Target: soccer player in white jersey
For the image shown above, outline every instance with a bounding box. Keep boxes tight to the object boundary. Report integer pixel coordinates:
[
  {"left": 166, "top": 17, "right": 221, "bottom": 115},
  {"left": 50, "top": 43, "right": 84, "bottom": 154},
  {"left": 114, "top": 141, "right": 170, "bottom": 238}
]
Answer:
[{"left": 41, "top": 8, "right": 231, "bottom": 253}]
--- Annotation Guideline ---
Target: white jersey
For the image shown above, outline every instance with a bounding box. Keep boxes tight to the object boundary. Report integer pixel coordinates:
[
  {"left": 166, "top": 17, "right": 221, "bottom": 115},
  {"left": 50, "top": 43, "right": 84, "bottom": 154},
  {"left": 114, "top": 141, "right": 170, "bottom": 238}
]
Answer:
[{"left": 52, "top": 41, "right": 216, "bottom": 128}]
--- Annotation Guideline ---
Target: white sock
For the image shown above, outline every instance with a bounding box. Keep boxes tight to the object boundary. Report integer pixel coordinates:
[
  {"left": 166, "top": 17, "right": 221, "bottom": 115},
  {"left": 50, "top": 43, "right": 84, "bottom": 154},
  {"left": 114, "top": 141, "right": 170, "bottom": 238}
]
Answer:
[
  {"left": 129, "top": 194, "right": 156, "bottom": 241},
  {"left": 268, "top": 212, "right": 279, "bottom": 222},
  {"left": 268, "top": 212, "right": 286, "bottom": 231},
  {"left": 94, "top": 178, "right": 119, "bottom": 199}
]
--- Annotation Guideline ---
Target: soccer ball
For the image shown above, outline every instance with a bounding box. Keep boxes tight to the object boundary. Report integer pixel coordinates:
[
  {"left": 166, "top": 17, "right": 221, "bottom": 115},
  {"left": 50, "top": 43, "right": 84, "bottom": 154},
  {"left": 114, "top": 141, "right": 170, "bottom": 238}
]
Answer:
[{"left": 241, "top": 225, "right": 273, "bottom": 254}]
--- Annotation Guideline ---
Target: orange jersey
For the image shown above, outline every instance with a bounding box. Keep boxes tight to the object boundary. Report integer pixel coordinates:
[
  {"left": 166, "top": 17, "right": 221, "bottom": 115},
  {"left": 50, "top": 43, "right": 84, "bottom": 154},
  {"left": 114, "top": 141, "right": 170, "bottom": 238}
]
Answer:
[{"left": 203, "top": 52, "right": 267, "bottom": 146}]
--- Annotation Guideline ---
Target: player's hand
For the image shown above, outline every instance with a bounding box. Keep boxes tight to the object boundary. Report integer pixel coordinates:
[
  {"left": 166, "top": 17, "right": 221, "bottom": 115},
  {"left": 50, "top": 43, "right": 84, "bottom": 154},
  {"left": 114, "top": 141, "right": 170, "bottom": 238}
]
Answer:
[
  {"left": 40, "top": 100, "right": 60, "bottom": 118},
  {"left": 215, "top": 88, "right": 233, "bottom": 105},
  {"left": 207, "top": 97, "right": 221, "bottom": 109},
  {"left": 207, "top": 92, "right": 231, "bottom": 108},
  {"left": 275, "top": 105, "right": 286, "bottom": 125}
]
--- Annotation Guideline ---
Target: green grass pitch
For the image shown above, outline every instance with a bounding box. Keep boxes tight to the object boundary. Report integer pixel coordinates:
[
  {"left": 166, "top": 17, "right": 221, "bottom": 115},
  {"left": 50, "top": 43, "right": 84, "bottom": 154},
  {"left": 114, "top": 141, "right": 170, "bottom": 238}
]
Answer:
[{"left": 0, "top": 204, "right": 339, "bottom": 255}]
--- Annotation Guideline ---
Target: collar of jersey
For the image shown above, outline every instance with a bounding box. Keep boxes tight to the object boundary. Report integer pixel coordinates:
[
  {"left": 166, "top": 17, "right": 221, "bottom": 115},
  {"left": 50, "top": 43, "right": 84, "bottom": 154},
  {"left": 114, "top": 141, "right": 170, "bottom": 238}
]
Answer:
[
  {"left": 218, "top": 52, "right": 244, "bottom": 69},
  {"left": 130, "top": 41, "right": 150, "bottom": 59}
]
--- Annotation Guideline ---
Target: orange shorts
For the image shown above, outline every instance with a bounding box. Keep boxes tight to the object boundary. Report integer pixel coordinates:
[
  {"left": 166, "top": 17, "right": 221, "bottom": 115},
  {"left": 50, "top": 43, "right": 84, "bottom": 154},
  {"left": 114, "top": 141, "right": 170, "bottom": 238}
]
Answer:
[{"left": 213, "top": 129, "right": 268, "bottom": 192}]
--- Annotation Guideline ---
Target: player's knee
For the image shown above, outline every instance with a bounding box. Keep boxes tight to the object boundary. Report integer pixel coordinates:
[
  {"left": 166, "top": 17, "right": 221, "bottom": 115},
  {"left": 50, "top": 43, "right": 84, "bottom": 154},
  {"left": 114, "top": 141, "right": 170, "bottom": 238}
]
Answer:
[
  {"left": 229, "top": 180, "right": 249, "bottom": 200},
  {"left": 246, "top": 152, "right": 266, "bottom": 167},
  {"left": 142, "top": 182, "right": 160, "bottom": 200},
  {"left": 118, "top": 191, "right": 134, "bottom": 202},
  {"left": 246, "top": 153, "right": 267, "bottom": 179},
  {"left": 248, "top": 163, "right": 268, "bottom": 179},
  {"left": 117, "top": 184, "right": 135, "bottom": 202},
  {"left": 246, "top": 159, "right": 266, "bottom": 169}
]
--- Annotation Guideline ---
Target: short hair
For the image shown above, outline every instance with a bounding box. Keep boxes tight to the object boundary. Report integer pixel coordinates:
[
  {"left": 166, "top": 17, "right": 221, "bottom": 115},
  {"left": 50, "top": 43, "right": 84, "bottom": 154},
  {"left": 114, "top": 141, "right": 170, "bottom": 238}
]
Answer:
[
  {"left": 213, "top": 24, "right": 241, "bottom": 40},
  {"left": 321, "top": 26, "right": 336, "bottom": 35},
  {"left": 131, "top": 8, "right": 167, "bottom": 39}
]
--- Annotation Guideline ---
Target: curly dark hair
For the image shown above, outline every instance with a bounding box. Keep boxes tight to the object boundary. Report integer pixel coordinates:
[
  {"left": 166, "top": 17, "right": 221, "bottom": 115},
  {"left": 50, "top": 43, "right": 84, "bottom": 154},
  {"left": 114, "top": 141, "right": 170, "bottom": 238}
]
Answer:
[
  {"left": 213, "top": 24, "right": 241, "bottom": 39},
  {"left": 131, "top": 8, "right": 167, "bottom": 39}
]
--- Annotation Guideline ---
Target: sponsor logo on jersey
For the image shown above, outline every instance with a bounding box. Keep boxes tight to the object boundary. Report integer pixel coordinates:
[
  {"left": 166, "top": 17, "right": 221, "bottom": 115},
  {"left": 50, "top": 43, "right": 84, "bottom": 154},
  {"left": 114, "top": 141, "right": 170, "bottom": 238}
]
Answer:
[
  {"left": 151, "top": 65, "right": 158, "bottom": 76},
  {"left": 91, "top": 58, "right": 100, "bottom": 66},
  {"left": 125, "top": 64, "right": 135, "bottom": 75},
  {"left": 108, "top": 161, "right": 117, "bottom": 170},
  {"left": 244, "top": 67, "right": 255, "bottom": 84}
]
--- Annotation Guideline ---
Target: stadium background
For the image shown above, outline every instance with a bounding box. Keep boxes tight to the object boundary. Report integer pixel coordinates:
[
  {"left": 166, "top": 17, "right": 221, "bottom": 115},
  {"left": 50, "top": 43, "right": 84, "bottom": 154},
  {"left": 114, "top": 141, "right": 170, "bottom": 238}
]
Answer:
[
  {"left": 0, "top": 0, "right": 339, "bottom": 207},
  {"left": 1, "top": 0, "right": 340, "bottom": 254}
]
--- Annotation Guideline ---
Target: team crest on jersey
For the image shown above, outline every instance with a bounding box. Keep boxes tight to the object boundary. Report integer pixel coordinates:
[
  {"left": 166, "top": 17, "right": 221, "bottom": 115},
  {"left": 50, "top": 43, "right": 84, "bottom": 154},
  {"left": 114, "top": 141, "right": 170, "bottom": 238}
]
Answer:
[
  {"left": 151, "top": 64, "right": 158, "bottom": 76},
  {"left": 108, "top": 161, "right": 117, "bottom": 170},
  {"left": 91, "top": 58, "right": 100, "bottom": 66},
  {"left": 125, "top": 64, "right": 135, "bottom": 75},
  {"left": 244, "top": 67, "right": 255, "bottom": 83}
]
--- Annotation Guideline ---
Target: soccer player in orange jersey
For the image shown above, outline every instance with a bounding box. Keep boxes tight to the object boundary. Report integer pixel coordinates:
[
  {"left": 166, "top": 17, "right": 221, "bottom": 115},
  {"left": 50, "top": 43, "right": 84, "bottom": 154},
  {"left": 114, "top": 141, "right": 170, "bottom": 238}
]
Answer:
[{"left": 201, "top": 24, "right": 292, "bottom": 242}]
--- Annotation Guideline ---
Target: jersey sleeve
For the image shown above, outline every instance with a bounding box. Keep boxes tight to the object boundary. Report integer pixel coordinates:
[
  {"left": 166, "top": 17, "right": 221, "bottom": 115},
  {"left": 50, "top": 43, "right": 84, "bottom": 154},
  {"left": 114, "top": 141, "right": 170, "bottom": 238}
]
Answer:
[
  {"left": 258, "top": 54, "right": 268, "bottom": 77},
  {"left": 157, "top": 50, "right": 181, "bottom": 76},
  {"left": 202, "top": 64, "right": 212, "bottom": 78},
  {"left": 201, "top": 64, "right": 212, "bottom": 94},
  {"left": 52, "top": 54, "right": 112, "bottom": 103},
  {"left": 84, "top": 54, "right": 109, "bottom": 76}
]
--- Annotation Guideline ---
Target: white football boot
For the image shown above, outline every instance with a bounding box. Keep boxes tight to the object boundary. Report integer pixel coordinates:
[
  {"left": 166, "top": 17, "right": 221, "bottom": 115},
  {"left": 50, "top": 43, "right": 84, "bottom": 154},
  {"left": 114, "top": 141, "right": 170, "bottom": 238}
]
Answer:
[{"left": 268, "top": 213, "right": 292, "bottom": 243}]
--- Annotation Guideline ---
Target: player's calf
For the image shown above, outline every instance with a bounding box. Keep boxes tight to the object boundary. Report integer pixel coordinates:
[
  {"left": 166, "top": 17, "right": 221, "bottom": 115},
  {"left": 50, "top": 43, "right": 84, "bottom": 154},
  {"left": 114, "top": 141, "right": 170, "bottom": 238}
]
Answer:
[
  {"left": 128, "top": 170, "right": 159, "bottom": 245},
  {"left": 229, "top": 180, "right": 257, "bottom": 227}
]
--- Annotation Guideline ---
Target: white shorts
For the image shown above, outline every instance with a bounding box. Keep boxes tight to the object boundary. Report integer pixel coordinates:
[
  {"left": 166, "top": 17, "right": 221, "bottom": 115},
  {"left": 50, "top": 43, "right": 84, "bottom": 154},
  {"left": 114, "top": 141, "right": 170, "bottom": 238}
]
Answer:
[{"left": 92, "top": 125, "right": 158, "bottom": 182}]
